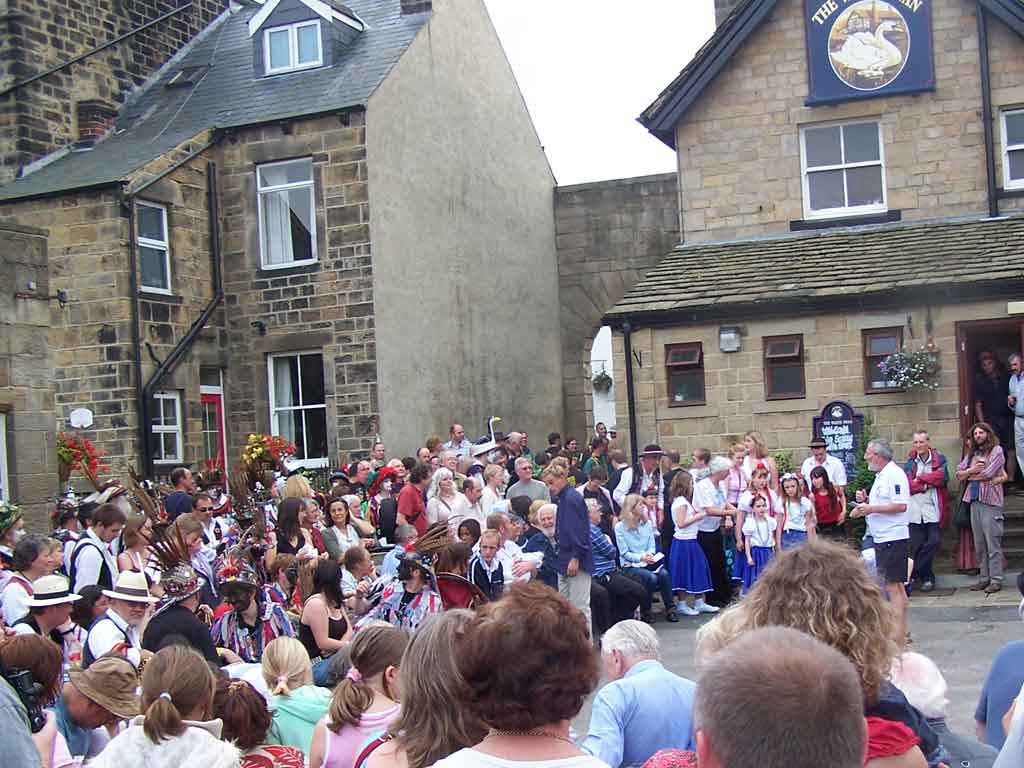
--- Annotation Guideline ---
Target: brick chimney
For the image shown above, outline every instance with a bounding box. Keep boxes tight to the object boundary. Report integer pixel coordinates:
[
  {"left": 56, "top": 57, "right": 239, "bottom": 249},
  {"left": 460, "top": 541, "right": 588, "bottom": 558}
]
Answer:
[
  {"left": 714, "top": 0, "right": 744, "bottom": 26},
  {"left": 400, "top": 0, "right": 431, "bottom": 14},
  {"left": 75, "top": 100, "right": 118, "bottom": 147}
]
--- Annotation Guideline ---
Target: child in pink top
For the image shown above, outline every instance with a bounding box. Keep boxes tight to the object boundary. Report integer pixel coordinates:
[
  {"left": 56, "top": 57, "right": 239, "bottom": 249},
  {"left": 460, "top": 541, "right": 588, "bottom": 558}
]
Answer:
[{"left": 309, "top": 625, "right": 408, "bottom": 768}]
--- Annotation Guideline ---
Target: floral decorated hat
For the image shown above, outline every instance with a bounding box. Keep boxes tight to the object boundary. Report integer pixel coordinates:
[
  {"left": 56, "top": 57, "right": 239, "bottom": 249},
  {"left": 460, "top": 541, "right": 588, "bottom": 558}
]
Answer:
[{"left": 0, "top": 500, "right": 23, "bottom": 538}]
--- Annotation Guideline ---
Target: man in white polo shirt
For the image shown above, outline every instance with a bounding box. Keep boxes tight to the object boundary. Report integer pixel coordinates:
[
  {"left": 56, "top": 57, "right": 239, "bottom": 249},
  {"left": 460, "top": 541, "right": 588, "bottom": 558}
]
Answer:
[
  {"left": 801, "top": 437, "right": 847, "bottom": 498},
  {"left": 851, "top": 438, "right": 910, "bottom": 640}
]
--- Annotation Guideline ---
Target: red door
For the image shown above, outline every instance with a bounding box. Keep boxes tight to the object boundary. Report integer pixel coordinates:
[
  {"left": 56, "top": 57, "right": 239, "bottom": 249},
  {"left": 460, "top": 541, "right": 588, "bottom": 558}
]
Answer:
[{"left": 200, "top": 392, "right": 227, "bottom": 471}]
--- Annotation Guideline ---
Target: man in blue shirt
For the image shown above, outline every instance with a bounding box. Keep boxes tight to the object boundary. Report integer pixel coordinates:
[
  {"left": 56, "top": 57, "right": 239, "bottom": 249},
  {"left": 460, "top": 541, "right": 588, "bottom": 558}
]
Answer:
[
  {"left": 51, "top": 656, "right": 140, "bottom": 761},
  {"left": 976, "top": 637, "right": 1024, "bottom": 749},
  {"left": 582, "top": 620, "right": 696, "bottom": 768}
]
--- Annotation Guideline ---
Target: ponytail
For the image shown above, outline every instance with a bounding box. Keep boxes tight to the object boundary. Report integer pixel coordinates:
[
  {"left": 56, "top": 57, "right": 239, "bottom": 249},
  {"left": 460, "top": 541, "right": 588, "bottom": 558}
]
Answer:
[
  {"left": 143, "top": 693, "right": 185, "bottom": 744},
  {"left": 327, "top": 624, "right": 408, "bottom": 732},
  {"left": 262, "top": 637, "right": 313, "bottom": 698},
  {"left": 272, "top": 674, "right": 293, "bottom": 697}
]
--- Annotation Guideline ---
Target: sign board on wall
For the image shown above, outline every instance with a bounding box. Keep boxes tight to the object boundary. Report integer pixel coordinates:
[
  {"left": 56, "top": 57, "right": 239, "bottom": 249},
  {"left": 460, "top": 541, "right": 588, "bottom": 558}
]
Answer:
[
  {"left": 812, "top": 400, "right": 864, "bottom": 484},
  {"left": 804, "top": 0, "right": 935, "bottom": 105}
]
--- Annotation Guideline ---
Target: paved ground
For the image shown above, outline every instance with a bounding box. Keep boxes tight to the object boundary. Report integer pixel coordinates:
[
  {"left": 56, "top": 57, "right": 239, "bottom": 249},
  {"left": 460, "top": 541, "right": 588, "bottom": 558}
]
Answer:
[{"left": 575, "top": 574, "right": 1024, "bottom": 738}]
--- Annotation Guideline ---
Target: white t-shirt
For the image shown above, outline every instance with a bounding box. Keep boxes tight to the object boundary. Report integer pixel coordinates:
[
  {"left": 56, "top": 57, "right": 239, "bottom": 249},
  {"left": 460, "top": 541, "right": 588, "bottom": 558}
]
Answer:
[
  {"left": 801, "top": 454, "right": 848, "bottom": 489},
  {"left": 742, "top": 515, "right": 777, "bottom": 548},
  {"left": 782, "top": 497, "right": 814, "bottom": 532},
  {"left": 866, "top": 461, "right": 911, "bottom": 543},
  {"left": 2, "top": 576, "right": 31, "bottom": 626},
  {"left": 433, "top": 749, "right": 610, "bottom": 768},
  {"left": 737, "top": 488, "right": 782, "bottom": 517},
  {"left": 671, "top": 497, "right": 699, "bottom": 540},
  {"left": 692, "top": 478, "right": 723, "bottom": 532}
]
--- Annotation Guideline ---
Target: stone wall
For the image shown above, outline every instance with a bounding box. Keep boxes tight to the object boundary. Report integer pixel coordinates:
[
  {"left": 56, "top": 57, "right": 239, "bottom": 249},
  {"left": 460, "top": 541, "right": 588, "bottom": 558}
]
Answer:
[
  {"left": 0, "top": 222, "right": 55, "bottom": 526},
  {"left": 555, "top": 173, "right": 680, "bottom": 443},
  {"left": 219, "top": 112, "right": 378, "bottom": 465},
  {"left": 674, "top": 0, "right": 1024, "bottom": 243},
  {"left": 612, "top": 299, "right": 1014, "bottom": 474},
  {"left": 0, "top": 0, "right": 224, "bottom": 181}
]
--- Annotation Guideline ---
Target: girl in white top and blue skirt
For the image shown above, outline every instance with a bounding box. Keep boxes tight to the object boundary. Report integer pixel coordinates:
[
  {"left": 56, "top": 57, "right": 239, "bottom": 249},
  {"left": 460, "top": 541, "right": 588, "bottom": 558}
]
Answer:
[
  {"left": 668, "top": 471, "right": 719, "bottom": 616},
  {"left": 779, "top": 473, "right": 815, "bottom": 549},
  {"left": 741, "top": 494, "right": 778, "bottom": 594}
]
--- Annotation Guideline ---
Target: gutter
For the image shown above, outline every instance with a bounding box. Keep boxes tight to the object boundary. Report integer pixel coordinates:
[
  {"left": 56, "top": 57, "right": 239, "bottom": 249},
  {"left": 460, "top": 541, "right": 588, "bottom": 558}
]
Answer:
[
  {"left": 123, "top": 135, "right": 224, "bottom": 475},
  {"left": 977, "top": 5, "right": 1000, "bottom": 219},
  {"left": 621, "top": 320, "right": 639, "bottom": 466}
]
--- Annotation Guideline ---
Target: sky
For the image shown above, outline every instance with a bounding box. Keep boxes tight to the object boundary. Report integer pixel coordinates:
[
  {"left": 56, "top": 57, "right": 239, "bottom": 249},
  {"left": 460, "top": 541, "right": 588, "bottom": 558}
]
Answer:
[{"left": 482, "top": 0, "right": 717, "bottom": 186}]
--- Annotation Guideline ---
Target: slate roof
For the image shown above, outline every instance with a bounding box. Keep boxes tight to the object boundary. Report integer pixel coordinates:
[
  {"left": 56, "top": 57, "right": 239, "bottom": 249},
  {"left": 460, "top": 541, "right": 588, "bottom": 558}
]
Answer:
[
  {"left": 979, "top": 0, "right": 1024, "bottom": 37},
  {"left": 0, "top": 0, "right": 430, "bottom": 202},
  {"left": 603, "top": 215, "right": 1024, "bottom": 326}
]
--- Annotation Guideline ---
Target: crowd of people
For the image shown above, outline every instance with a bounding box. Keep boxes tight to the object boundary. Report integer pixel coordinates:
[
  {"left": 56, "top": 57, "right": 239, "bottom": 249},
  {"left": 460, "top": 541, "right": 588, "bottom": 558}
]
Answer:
[{"left": 0, "top": 415, "right": 1022, "bottom": 767}]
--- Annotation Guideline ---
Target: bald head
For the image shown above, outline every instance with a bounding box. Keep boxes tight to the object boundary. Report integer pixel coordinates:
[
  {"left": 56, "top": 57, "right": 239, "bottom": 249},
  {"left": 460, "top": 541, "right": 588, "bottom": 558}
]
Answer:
[{"left": 696, "top": 626, "right": 865, "bottom": 768}]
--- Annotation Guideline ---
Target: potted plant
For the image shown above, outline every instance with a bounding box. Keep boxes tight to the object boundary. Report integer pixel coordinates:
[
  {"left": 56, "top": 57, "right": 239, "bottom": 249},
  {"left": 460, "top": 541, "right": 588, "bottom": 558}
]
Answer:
[
  {"left": 591, "top": 369, "right": 613, "bottom": 394},
  {"left": 56, "top": 432, "right": 108, "bottom": 489},
  {"left": 878, "top": 344, "right": 942, "bottom": 392}
]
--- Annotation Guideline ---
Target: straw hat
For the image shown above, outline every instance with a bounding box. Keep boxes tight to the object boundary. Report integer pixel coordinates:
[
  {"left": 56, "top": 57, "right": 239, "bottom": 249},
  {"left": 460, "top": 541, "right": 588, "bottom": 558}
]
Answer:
[
  {"left": 102, "top": 571, "right": 159, "bottom": 604},
  {"left": 24, "top": 575, "right": 81, "bottom": 608},
  {"left": 67, "top": 656, "right": 141, "bottom": 719}
]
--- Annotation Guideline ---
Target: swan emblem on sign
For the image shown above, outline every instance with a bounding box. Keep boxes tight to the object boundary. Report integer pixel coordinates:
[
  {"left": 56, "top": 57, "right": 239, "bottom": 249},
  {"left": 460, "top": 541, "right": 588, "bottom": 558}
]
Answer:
[{"left": 828, "top": 2, "right": 910, "bottom": 91}]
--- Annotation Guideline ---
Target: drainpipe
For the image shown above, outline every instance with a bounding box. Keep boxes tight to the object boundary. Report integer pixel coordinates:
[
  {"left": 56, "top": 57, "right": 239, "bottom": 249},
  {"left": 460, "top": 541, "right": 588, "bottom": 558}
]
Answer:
[
  {"left": 978, "top": 5, "right": 999, "bottom": 219},
  {"left": 125, "top": 138, "right": 223, "bottom": 475},
  {"left": 621, "top": 320, "right": 639, "bottom": 466}
]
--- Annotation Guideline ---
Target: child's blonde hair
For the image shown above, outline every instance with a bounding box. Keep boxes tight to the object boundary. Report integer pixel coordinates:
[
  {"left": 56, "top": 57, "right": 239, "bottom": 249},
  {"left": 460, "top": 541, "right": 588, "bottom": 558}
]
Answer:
[{"left": 262, "top": 636, "right": 312, "bottom": 696}]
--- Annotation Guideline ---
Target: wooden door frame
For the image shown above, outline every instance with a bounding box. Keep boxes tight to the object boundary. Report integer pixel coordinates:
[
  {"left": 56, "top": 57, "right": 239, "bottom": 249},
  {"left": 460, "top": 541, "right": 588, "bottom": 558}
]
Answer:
[
  {"left": 956, "top": 317, "right": 1024, "bottom": 440},
  {"left": 199, "top": 385, "right": 228, "bottom": 471}
]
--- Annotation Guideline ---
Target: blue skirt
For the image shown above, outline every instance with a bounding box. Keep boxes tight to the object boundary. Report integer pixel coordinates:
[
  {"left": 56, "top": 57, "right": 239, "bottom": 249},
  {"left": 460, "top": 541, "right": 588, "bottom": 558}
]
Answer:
[
  {"left": 781, "top": 530, "right": 807, "bottom": 550},
  {"left": 731, "top": 534, "right": 745, "bottom": 582},
  {"left": 741, "top": 545, "right": 775, "bottom": 594},
  {"left": 669, "top": 538, "right": 713, "bottom": 594}
]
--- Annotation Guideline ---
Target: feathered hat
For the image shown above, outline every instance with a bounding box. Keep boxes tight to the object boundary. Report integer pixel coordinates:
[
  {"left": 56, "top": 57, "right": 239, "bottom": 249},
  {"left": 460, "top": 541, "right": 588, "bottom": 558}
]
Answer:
[
  {"left": 215, "top": 553, "right": 261, "bottom": 590},
  {"left": 367, "top": 466, "right": 399, "bottom": 498},
  {"left": 149, "top": 527, "right": 204, "bottom": 614}
]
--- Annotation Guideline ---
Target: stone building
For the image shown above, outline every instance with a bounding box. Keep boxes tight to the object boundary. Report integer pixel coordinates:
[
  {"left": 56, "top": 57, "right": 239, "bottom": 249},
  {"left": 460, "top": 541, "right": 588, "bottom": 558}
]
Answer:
[
  {"left": 600, "top": 0, "right": 1024, "bottom": 469},
  {"left": 0, "top": 0, "right": 562, "bottom": 523}
]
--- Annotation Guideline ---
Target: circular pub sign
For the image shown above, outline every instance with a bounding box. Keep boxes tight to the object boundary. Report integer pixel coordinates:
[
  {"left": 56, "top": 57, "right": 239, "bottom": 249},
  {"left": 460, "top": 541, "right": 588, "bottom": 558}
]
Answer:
[{"left": 828, "top": 1, "right": 910, "bottom": 91}]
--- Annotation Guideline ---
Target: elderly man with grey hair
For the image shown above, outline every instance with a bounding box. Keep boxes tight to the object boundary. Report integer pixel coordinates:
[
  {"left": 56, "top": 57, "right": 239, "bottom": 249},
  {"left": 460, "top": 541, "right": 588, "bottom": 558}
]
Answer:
[
  {"left": 581, "top": 620, "right": 696, "bottom": 768},
  {"left": 891, "top": 651, "right": 997, "bottom": 768},
  {"left": 695, "top": 626, "right": 866, "bottom": 768},
  {"left": 506, "top": 456, "right": 551, "bottom": 504},
  {"left": 852, "top": 438, "right": 911, "bottom": 640}
]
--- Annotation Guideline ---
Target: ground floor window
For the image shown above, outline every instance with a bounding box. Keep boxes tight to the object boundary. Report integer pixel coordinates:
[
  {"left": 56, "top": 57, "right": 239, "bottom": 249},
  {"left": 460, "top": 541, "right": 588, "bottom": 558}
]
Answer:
[
  {"left": 666, "top": 342, "right": 706, "bottom": 406},
  {"left": 150, "top": 391, "right": 183, "bottom": 464},
  {"left": 763, "top": 335, "right": 806, "bottom": 400},
  {"left": 268, "top": 351, "right": 328, "bottom": 467},
  {"left": 863, "top": 327, "right": 903, "bottom": 393}
]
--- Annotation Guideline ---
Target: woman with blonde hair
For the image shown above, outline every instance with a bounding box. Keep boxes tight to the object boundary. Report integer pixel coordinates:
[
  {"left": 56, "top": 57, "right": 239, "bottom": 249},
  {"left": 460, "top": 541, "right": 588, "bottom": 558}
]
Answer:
[
  {"left": 742, "top": 430, "right": 779, "bottom": 491},
  {"left": 363, "top": 611, "right": 487, "bottom": 768},
  {"left": 283, "top": 475, "right": 314, "bottom": 500},
  {"left": 480, "top": 464, "right": 505, "bottom": 517},
  {"left": 90, "top": 645, "right": 241, "bottom": 768},
  {"left": 426, "top": 468, "right": 461, "bottom": 528},
  {"left": 309, "top": 624, "right": 408, "bottom": 768},
  {"left": 263, "top": 636, "right": 331, "bottom": 751}
]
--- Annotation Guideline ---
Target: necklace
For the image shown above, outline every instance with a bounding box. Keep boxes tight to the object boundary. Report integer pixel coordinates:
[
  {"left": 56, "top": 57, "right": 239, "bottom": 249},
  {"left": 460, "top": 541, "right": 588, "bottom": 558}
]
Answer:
[{"left": 488, "top": 728, "right": 576, "bottom": 746}]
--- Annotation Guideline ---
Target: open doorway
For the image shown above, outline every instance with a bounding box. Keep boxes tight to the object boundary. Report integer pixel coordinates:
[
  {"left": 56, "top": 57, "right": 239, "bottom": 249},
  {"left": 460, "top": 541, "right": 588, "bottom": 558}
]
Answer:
[
  {"left": 590, "top": 326, "right": 616, "bottom": 436},
  {"left": 957, "top": 319, "right": 1024, "bottom": 481}
]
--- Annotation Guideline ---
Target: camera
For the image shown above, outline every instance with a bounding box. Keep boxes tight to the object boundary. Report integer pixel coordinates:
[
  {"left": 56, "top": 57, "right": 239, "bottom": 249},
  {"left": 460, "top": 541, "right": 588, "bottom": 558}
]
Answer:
[{"left": 2, "top": 665, "right": 46, "bottom": 733}]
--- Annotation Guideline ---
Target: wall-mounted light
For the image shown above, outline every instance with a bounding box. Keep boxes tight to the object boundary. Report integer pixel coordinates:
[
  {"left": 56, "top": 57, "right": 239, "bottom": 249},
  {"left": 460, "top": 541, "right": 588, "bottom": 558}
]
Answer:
[
  {"left": 719, "top": 326, "right": 742, "bottom": 353},
  {"left": 251, "top": 320, "right": 267, "bottom": 336}
]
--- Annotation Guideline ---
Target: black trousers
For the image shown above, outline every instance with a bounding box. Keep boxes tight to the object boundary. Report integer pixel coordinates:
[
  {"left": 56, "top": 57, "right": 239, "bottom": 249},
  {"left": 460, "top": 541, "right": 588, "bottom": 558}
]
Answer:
[
  {"left": 591, "top": 581, "right": 611, "bottom": 637},
  {"left": 594, "top": 570, "right": 648, "bottom": 620},
  {"left": 697, "top": 529, "right": 733, "bottom": 607},
  {"left": 909, "top": 522, "right": 941, "bottom": 582}
]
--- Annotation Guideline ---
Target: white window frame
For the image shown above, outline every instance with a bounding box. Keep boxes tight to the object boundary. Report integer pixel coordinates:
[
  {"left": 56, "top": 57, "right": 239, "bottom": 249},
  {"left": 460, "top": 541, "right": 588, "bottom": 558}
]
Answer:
[
  {"left": 799, "top": 120, "right": 887, "bottom": 220},
  {"left": 0, "top": 412, "right": 9, "bottom": 503},
  {"left": 1001, "top": 107, "right": 1024, "bottom": 191},
  {"left": 151, "top": 391, "right": 183, "bottom": 464},
  {"left": 256, "top": 157, "right": 318, "bottom": 270},
  {"left": 137, "top": 201, "right": 172, "bottom": 295},
  {"left": 267, "top": 351, "right": 328, "bottom": 469},
  {"left": 263, "top": 20, "right": 323, "bottom": 75}
]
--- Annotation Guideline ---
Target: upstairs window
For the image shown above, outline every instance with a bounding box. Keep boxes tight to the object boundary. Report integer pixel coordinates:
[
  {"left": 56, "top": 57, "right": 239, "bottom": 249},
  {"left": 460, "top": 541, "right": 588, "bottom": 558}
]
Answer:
[
  {"left": 863, "top": 328, "right": 903, "bottom": 393},
  {"left": 264, "top": 20, "right": 322, "bottom": 74},
  {"left": 1002, "top": 108, "right": 1024, "bottom": 191},
  {"left": 137, "top": 202, "right": 172, "bottom": 294},
  {"left": 763, "top": 335, "right": 805, "bottom": 400},
  {"left": 666, "top": 343, "right": 706, "bottom": 406},
  {"left": 800, "top": 121, "right": 886, "bottom": 219},
  {"left": 257, "top": 158, "right": 317, "bottom": 269}
]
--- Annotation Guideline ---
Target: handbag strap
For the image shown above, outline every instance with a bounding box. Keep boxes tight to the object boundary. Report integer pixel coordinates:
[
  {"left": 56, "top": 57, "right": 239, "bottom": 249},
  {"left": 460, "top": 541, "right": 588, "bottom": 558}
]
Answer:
[{"left": 353, "top": 734, "right": 391, "bottom": 768}]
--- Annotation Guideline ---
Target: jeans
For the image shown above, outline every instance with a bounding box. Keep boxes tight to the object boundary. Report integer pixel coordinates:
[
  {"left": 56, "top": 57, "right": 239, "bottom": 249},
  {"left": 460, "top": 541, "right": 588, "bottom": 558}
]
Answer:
[
  {"left": 908, "top": 522, "right": 940, "bottom": 582},
  {"left": 311, "top": 655, "right": 336, "bottom": 687},
  {"left": 623, "top": 566, "right": 675, "bottom": 614},
  {"left": 781, "top": 530, "right": 808, "bottom": 549},
  {"left": 1016, "top": 416, "right": 1024, "bottom": 478},
  {"left": 971, "top": 502, "right": 1004, "bottom": 584},
  {"left": 559, "top": 570, "right": 593, "bottom": 636}
]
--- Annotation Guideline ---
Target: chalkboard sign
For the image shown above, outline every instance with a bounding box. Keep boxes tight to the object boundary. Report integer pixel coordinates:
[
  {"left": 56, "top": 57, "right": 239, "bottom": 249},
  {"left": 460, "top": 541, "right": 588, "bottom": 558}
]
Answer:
[{"left": 812, "top": 400, "right": 864, "bottom": 483}]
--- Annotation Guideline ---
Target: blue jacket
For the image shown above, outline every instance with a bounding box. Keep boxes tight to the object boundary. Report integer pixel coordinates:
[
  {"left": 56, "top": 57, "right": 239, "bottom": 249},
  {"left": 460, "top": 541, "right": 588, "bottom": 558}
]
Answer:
[
  {"left": 590, "top": 524, "right": 617, "bottom": 578},
  {"left": 554, "top": 485, "right": 593, "bottom": 576},
  {"left": 523, "top": 532, "right": 558, "bottom": 588}
]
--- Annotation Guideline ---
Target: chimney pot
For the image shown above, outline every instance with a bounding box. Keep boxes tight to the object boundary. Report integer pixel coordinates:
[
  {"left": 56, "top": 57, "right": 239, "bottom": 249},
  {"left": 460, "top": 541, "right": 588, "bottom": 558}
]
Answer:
[{"left": 76, "top": 100, "right": 117, "bottom": 147}]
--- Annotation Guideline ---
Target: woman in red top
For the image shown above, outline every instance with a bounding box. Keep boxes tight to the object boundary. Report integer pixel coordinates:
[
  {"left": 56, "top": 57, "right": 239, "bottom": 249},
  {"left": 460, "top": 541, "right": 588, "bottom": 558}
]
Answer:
[
  {"left": 397, "top": 464, "right": 431, "bottom": 536},
  {"left": 809, "top": 466, "right": 846, "bottom": 542}
]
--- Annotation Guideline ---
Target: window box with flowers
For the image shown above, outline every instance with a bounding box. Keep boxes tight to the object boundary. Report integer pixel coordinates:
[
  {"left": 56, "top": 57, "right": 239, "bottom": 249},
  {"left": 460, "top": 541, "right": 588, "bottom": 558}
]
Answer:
[{"left": 878, "top": 344, "right": 942, "bottom": 392}]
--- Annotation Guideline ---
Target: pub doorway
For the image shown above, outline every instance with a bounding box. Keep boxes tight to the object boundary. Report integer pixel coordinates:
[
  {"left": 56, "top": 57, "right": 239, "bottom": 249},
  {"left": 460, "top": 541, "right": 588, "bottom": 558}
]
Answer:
[{"left": 956, "top": 318, "right": 1024, "bottom": 473}]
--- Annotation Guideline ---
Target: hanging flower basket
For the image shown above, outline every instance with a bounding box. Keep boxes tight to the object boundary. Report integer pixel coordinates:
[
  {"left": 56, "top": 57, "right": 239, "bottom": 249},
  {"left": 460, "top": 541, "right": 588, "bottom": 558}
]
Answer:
[
  {"left": 879, "top": 346, "right": 942, "bottom": 392},
  {"left": 56, "top": 432, "right": 108, "bottom": 489},
  {"left": 592, "top": 370, "right": 613, "bottom": 394}
]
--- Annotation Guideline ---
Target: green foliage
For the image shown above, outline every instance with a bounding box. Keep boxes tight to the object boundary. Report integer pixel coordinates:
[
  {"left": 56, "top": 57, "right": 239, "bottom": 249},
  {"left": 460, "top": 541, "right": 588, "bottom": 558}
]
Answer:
[
  {"left": 773, "top": 450, "right": 795, "bottom": 475},
  {"left": 592, "top": 369, "right": 613, "bottom": 393},
  {"left": 845, "top": 411, "right": 879, "bottom": 503}
]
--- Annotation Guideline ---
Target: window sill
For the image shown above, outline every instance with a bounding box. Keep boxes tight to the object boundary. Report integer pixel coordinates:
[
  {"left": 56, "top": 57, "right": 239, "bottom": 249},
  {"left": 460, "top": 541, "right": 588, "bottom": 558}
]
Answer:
[
  {"left": 667, "top": 400, "right": 707, "bottom": 408},
  {"left": 764, "top": 394, "right": 807, "bottom": 402},
  {"left": 139, "top": 292, "right": 183, "bottom": 305},
  {"left": 997, "top": 187, "right": 1024, "bottom": 200},
  {"left": 256, "top": 261, "right": 320, "bottom": 279},
  {"left": 864, "top": 387, "right": 905, "bottom": 395},
  {"left": 790, "top": 210, "right": 900, "bottom": 232}
]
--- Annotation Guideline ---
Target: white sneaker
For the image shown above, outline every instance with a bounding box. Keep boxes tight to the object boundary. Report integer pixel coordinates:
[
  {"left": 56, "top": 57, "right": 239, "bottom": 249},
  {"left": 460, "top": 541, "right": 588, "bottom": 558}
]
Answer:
[
  {"left": 694, "top": 599, "right": 720, "bottom": 614},
  {"left": 678, "top": 604, "right": 700, "bottom": 616}
]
